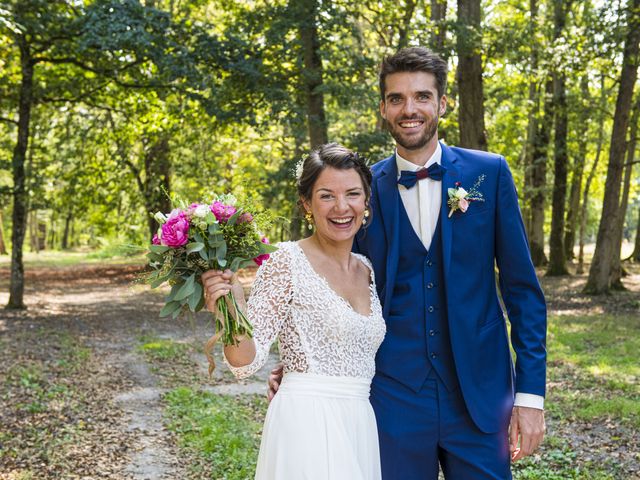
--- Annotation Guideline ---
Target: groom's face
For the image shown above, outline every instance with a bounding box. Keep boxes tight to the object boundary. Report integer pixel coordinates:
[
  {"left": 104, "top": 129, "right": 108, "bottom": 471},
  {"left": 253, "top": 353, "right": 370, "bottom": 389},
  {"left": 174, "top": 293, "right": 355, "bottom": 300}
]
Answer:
[{"left": 379, "top": 71, "right": 447, "bottom": 154}]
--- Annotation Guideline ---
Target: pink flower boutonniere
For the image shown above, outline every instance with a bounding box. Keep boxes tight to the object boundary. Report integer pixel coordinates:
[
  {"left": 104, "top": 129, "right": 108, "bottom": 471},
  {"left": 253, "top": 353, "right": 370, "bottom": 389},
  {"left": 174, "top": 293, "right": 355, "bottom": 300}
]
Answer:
[{"left": 447, "top": 175, "right": 486, "bottom": 218}]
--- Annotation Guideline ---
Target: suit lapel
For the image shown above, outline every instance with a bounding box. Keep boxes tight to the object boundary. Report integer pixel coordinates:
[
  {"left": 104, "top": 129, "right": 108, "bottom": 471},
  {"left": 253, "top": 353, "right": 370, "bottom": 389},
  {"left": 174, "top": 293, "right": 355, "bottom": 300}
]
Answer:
[
  {"left": 376, "top": 155, "right": 400, "bottom": 313},
  {"left": 440, "top": 142, "right": 462, "bottom": 279}
]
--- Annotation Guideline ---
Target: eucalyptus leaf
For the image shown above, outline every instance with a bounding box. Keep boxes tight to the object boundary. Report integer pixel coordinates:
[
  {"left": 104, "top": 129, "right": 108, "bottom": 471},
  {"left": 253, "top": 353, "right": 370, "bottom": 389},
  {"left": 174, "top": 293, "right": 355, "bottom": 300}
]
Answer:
[
  {"left": 174, "top": 274, "right": 196, "bottom": 301},
  {"left": 150, "top": 245, "right": 170, "bottom": 254},
  {"left": 160, "top": 301, "right": 181, "bottom": 317},
  {"left": 188, "top": 282, "right": 203, "bottom": 312},
  {"left": 187, "top": 241, "right": 205, "bottom": 254}
]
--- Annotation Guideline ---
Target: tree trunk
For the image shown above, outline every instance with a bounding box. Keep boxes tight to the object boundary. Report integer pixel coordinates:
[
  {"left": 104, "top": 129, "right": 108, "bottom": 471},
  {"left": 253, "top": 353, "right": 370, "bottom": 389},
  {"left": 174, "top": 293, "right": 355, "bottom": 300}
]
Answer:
[
  {"left": 546, "top": 0, "right": 569, "bottom": 276},
  {"left": 430, "top": 0, "right": 448, "bottom": 55},
  {"left": 610, "top": 97, "right": 639, "bottom": 287},
  {"left": 631, "top": 205, "right": 640, "bottom": 262},
  {"left": 577, "top": 74, "right": 607, "bottom": 274},
  {"left": 144, "top": 136, "right": 172, "bottom": 241},
  {"left": 564, "top": 75, "right": 589, "bottom": 261},
  {"left": 298, "top": 0, "right": 328, "bottom": 148},
  {"left": 456, "top": 0, "right": 488, "bottom": 151},
  {"left": 7, "top": 36, "right": 34, "bottom": 309},
  {"left": 397, "top": 0, "right": 417, "bottom": 49},
  {"left": 0, "top": 210, "right": 7, "bottom": 255},
  {"left": 62, "top": 211, "right": 72, "bottom": 250},
  {"left": 585, "top": 0, "right": 640, "bottom": 293},
  {"left": 530, "top": 79, "right": 553, "bottom": 266}
]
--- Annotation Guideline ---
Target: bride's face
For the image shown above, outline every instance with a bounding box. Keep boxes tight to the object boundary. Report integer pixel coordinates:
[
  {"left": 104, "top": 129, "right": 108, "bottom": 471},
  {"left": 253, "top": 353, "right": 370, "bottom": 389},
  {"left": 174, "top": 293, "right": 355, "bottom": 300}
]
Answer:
[{"left": 304, "top": 167, "right": 367, "bottom": 243}]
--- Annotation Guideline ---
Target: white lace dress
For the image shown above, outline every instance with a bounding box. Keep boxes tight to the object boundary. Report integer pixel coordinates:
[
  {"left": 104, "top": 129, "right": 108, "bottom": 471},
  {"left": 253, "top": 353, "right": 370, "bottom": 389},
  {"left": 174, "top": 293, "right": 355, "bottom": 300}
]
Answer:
[{"left": 224, "top": 241, "right": 386, "bottom": 480}]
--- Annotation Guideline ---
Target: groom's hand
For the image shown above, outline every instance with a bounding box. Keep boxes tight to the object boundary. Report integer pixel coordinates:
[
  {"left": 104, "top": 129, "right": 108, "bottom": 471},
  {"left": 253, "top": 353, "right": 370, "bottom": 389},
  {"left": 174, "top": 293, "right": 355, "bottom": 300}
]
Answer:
[
  {"left": 267, "top": 363, "right": 284, "bottom": 402},
  {"left": 509, "top": 406, "right": 545, "bottom": 461}
]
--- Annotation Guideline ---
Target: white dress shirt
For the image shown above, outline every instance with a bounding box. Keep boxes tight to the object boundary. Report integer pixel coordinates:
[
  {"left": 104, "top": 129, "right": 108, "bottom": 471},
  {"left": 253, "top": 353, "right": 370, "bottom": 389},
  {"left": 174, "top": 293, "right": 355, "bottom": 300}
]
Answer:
[{"left": 395, "top": 145, "right": 544, "bottom": 410}]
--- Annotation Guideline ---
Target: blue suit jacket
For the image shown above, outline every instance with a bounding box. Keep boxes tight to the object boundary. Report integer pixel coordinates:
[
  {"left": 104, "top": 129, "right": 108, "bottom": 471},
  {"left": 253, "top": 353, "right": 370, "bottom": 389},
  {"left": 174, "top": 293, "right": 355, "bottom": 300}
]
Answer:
[{"left": 354, "top": 142, "right": 547, "bottom": 433}]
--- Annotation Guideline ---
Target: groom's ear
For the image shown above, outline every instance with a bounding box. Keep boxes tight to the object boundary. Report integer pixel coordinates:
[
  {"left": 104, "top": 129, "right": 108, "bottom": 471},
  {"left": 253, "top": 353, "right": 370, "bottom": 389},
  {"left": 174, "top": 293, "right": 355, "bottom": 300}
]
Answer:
[
  {"left": 379, "top": 99, "right": 386, "bottom": 120},
  {"left": 439, "top": 95, "right": 447, "bottom": 117}
]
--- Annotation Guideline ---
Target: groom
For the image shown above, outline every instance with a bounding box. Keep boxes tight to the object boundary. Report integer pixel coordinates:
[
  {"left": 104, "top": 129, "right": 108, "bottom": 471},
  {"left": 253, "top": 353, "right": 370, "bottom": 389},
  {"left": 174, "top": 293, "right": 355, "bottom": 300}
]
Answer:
[
  {"left": 270, "top": 47, "right": 546, "bottom": 479},
  {"left": 353, "top": 47, "right": 546, "bottom": 478}
]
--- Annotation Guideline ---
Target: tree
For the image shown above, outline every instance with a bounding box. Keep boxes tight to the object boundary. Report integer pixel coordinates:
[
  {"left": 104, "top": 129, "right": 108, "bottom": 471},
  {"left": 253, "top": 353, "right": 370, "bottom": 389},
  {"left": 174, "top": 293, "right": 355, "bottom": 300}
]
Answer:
[
  {"left": 585, "top": 0, "right": 640, "bottom": 293},
  {"left": 456, "top": 0, "right": 488, "bottom": 151}
]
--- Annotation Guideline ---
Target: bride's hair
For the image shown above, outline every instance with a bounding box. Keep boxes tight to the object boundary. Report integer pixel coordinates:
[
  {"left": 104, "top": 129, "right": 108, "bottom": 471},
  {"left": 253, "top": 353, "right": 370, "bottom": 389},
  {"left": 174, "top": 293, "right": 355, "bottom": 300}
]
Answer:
[{"left": 296, "top": 143, "right": 372, "bottom": 210}]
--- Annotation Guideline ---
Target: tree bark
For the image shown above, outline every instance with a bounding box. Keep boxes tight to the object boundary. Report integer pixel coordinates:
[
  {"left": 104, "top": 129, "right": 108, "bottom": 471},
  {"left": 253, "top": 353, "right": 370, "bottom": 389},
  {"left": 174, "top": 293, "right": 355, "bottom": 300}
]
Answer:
[
  {"left": 546, "top": 0, "right": 570, "bottom": 276},
  {"left": 430, "top": 0, "right": 448, "bottom": 55},
  {"left": 610, "top": 97, "right": 639, "bottom": 287},
  {"left": 143, "top": 136, "right": 172, "bottom": 241},
  {"left": 298, "top": 0, "right": 328, "bottom": 148},
  {"left": 456, "top": 0, "right": 488, "bottom": 151},
  {"left": 62, "top": 211, "right": 72, "bottom": 250},
  {"left": 530, "top": 79, "right": 553, "bottom": 266},
  {"left": 564, "top": 75, "right": 589, "bottom": 261},
  {"left": 585, "top": 0, "right": 640, "bottom": 293},
  {"left": 0, "top": 210, "right": 7, "bottom": 255},
  {"left": 577, "top": 75, "right": 607, "bottom": 274},
  {"left": 397, "top": 0, "right": 417, "bottom": 49},
  {"left": 631, "top": 205, "right": 640, "bottom": 262},
  {"left": 7, "top": 36, "right": 34, "bottom": 309}
]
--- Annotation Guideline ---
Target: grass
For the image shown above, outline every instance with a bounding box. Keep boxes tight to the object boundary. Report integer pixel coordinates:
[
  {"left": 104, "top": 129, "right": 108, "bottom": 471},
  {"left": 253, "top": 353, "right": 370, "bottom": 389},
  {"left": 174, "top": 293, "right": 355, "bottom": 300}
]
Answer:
[
  {"left": 160, "top": 313, "right": 638, "bottom": 479},
  {"left": 0, "top": 249, "right": 146, "bottom": 268},
  {"left": 164, "top": 388, "right": 266, "bottom": 479}
]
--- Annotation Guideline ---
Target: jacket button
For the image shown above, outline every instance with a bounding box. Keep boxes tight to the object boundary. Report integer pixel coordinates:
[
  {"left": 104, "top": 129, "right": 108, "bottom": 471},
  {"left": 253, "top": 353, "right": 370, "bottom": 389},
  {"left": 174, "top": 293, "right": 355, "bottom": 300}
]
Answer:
[
  {"left": 429, "top": 329, "right": 436, "bottom": 336},
  {"left": 431, "top": 352, "right": 437, "bottom": 359},
  {"left": 428, "top": 306, "right": 435, "bottom": 313},
  {"left": 427, "top": 282, "right": 434, "bottom": 289}
]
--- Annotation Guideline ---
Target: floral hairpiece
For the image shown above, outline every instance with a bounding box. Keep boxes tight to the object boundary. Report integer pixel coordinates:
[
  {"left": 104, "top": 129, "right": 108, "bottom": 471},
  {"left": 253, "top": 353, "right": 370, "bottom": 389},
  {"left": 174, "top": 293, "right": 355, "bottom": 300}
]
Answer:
[{"left": 294, "top": 155, "right": 307, "bottom": 181}]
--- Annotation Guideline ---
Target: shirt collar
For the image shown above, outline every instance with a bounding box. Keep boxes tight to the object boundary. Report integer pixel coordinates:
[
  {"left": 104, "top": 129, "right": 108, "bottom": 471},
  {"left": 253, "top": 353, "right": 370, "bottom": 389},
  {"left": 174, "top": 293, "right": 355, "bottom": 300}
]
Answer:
[{"left": 395, "top": 142, "right": 442, "bottom": 177}]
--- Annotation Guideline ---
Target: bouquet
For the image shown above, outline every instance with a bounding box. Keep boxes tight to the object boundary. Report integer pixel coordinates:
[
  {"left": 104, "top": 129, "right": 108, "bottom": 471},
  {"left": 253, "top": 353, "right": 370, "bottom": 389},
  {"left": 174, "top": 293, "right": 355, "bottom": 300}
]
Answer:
[{"left": 146, "top": 194, "right": 277, "bottom": 369}]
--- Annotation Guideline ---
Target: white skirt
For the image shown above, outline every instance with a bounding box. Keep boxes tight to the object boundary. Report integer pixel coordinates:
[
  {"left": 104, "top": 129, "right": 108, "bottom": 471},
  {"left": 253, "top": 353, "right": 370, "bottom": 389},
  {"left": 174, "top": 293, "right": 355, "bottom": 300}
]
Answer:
[{"left": 255, "top": 372, "right": 382, "bottom": 480}]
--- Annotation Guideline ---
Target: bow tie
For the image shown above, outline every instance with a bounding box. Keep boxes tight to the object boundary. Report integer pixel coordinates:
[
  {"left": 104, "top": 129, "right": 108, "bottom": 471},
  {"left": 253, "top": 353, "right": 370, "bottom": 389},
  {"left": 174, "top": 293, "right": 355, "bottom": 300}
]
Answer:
[{"left": 398, "top": 163, "right": 446, "bottom": 189}]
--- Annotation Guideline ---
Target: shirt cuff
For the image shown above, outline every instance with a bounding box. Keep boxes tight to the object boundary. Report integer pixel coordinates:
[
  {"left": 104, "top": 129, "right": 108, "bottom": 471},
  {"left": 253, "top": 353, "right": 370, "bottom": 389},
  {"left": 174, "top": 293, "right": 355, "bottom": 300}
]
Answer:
[{"left": 514, "top": 393, "right": 544, "bottom": 410}]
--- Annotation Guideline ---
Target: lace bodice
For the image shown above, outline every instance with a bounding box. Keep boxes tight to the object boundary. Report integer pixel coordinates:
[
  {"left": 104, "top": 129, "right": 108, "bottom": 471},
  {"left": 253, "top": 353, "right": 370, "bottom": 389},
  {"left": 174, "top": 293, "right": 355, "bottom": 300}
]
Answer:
[{"left": 224, "top": 241, "right": 386, "bottom": 380}]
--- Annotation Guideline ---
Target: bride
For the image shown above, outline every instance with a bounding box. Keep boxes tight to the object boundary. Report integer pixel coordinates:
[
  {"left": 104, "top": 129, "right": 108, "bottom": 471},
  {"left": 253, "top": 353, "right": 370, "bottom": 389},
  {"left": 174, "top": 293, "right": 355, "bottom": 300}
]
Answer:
[{"left": 201, "top": 143, "right": 385, "bottom": 479}]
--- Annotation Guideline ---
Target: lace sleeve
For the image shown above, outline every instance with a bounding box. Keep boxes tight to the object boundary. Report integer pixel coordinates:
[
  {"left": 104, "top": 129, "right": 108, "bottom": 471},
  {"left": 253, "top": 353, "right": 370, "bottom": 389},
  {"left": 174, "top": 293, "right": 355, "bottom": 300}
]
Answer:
[{"left": 223, "top": 245, "right": 293, "bottom": 379}]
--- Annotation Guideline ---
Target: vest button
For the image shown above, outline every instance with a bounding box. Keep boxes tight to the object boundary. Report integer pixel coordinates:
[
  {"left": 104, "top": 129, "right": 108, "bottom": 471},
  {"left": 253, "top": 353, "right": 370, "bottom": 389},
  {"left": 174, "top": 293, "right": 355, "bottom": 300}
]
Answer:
[
  {"left": 427, "top": 282, "right": 434, "bottom": 289},
  {"left": 426, "top": 260, "right": 433, "bottom": 267},
  {"left": 428, "top": 306, "right": 435, "bottom": 313},
  {"left": 429, "top": 329, "right": 436, "bottom": 336},
  {"left": 430, "top": 352, "right": 437, "bottom": 359}
]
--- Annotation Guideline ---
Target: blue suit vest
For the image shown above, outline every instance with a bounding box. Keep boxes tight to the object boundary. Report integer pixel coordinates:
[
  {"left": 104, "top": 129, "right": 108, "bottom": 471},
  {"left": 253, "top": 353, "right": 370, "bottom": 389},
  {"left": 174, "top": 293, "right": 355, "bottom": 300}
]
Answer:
[{"left": 374, "top": 196, "right": 458, "bottom": 392}]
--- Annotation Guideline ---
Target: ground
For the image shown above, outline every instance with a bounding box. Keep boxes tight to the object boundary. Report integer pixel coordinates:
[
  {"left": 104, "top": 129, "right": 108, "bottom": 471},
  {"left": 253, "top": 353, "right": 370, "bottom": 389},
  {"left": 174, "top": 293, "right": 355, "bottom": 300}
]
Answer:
[{"left": 0, "top": 253, "right": 638, "bottom": 479}]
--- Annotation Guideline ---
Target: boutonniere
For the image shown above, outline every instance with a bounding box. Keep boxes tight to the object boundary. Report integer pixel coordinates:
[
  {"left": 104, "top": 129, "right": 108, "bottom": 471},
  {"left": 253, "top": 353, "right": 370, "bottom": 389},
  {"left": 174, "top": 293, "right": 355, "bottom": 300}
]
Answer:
[{"left": 447, "top": 175, "right": 486, "bottom": 217}]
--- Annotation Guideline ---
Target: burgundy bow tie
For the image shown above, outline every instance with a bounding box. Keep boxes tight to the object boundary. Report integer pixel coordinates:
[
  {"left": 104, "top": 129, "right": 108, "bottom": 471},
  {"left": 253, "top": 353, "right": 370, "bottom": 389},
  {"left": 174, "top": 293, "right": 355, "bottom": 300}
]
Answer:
[{"left": 398, "top": 163, "right": 446, "bottom": 189}]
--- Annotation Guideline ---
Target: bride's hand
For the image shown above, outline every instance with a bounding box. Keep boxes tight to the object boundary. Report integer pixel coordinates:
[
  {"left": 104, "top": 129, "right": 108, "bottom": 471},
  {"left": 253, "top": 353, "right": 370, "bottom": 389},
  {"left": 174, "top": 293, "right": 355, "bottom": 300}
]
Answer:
[{"left": 201, "top": 269, "right": 244, "bottom": 313}]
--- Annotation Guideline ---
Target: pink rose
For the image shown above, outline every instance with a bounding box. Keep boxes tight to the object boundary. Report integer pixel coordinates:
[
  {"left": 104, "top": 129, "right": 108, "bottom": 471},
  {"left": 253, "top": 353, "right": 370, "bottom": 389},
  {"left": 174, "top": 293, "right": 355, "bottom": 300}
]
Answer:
[
  {"left": 238, "top": 212, "right": 253, "bottom": 224},
  {"left": 253, "top": 237, "right": 271, "bottom": 266},
  {"left": 459, "top": 198, "right": 469, "bottom": 213},
  {"left": 152, "top": 234, "right": 161, "bottom": 245},
  {"left": 210, "top": 201, "right": 237, "bottom": 222},
  {"left": 160, "top": 209, "right": 190, "bottom": 247}
]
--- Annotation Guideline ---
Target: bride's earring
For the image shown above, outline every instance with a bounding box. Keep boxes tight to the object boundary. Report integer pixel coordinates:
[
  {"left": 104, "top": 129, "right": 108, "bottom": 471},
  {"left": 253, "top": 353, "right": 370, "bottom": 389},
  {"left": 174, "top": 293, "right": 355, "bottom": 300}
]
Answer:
[
  {"left": 362, "top": 208, "right": 370, "bottom": 226},
  {"left": 305, "top": 211, "right": 314, "bottom": 230}
]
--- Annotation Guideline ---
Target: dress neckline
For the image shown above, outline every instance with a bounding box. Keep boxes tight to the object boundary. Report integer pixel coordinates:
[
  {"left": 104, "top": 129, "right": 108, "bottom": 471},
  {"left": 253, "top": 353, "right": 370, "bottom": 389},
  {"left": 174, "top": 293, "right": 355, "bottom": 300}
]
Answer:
[{"left": 292, "top": 242, "right": 374, "bottom": 318}]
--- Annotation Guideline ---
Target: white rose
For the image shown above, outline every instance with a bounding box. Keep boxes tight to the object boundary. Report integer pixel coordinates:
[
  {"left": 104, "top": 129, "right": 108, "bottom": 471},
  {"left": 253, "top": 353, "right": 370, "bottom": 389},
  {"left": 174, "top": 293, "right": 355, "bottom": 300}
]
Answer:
[
  {"left": 454, "top": 187, "right": 468, "bottom": 199},
  {"left": 193, "top": 204, "right": 210, "bottom": 218},
  {"left": 153, "top": 211, "right": 167, "bottom": 224}
]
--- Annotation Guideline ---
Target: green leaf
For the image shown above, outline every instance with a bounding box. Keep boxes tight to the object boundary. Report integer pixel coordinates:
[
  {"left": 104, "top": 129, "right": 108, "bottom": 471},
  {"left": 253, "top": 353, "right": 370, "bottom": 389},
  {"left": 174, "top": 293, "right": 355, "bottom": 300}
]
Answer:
[
  {"left": 187, "top": 242, "right": 205, "bottom": 254},
  {"left": 150, "top": 245, "right": 170, "bottom": 254},
  {"left": 188, "top": 282, "right": 203, "bottom": 312},
  {"left": 166, "top": 281, "right": 183, "bottom": 302},
  {"left": 227, "top": 210, "right": 242, "bottom": 225},
  {"left": 208, "top": 223, "right": 220, "bottom": 235},
  {"left": 159, "top": 301, "right": 181, "bottom": 317},
  {"left": 198, "top": 248, "right": 209, "bottom": 261},
  {"left": 193, "top": 231, "right": 204, "bottom": 244},
  {"left": 229, "top": 256, "right": 243, "bottom": 272},
  {"left": 258, "top": 242, "right": 278, "bottom": 254},
  {"left": 216, "top": 243, "right": 227, "bottom": 267},
  {"left": 174, "top": 274, "right": 196, "bottom": 301}
]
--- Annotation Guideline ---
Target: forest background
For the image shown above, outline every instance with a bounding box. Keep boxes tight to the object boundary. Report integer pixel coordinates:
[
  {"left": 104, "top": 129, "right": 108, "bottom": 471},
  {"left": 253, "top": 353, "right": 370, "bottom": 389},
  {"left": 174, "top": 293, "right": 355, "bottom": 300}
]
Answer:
[
  {"left": 1, "top": 0, "right": 640, "bottom": 305},
  {"left": 1, "top": 1, "right": 640, "bottom": 479}
]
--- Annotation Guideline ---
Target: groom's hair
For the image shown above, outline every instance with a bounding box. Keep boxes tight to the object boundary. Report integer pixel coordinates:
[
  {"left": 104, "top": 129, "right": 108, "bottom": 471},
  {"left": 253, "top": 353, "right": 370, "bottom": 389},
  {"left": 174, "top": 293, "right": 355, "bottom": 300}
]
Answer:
[{"left": 379, "top": 47, "right": 448, "bottom": 100}]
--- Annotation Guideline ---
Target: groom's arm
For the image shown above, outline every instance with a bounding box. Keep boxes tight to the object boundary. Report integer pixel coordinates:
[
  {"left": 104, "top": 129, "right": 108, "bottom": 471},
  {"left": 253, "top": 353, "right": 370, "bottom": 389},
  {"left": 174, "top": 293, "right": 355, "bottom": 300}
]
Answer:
[{"left": 494, "top": 156, "right": 547, "bottom": 459}]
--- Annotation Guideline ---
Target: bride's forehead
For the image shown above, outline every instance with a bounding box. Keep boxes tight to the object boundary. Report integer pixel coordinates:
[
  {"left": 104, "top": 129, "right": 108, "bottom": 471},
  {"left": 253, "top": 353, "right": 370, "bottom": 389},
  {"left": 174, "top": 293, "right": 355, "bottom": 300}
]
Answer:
[{"left": 313, "top": 168, "right": 363, "bottom": 189}]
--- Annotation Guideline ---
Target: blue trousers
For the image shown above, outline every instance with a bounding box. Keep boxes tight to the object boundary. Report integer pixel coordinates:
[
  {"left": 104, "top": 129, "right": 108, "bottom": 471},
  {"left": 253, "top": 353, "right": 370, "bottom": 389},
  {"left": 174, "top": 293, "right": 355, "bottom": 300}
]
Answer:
[{"left": 370, "top": 371, "right": 512, "bottom": 479}]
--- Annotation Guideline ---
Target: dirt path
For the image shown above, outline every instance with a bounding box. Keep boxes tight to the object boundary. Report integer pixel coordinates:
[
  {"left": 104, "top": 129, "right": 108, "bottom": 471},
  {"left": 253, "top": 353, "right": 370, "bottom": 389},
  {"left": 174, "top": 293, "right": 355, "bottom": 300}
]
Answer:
[{"left": 0, "top": 264, "right": 274, "bottom": 479}]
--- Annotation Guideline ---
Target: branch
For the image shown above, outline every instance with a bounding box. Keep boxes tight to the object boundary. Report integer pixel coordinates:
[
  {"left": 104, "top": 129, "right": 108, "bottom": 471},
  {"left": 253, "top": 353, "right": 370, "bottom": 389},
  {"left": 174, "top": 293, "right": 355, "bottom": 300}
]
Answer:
[{"left": 0, "top": 116, "right": 18, "bottom": 126}]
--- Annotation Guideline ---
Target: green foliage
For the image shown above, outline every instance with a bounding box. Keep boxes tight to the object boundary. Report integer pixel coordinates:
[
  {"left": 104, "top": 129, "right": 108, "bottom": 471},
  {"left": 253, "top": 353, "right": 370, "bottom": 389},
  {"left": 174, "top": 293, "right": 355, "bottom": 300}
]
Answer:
[{"left": 164, "top": 388, "right": 265, "bottom": 479}]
